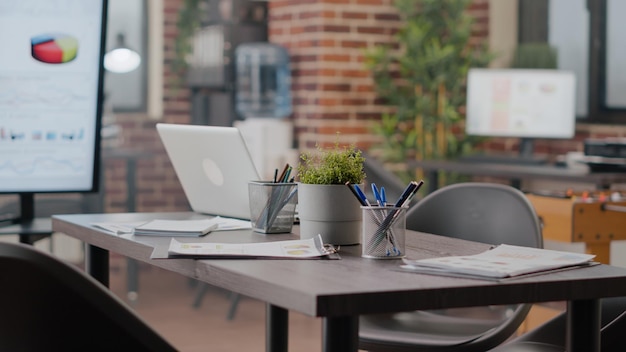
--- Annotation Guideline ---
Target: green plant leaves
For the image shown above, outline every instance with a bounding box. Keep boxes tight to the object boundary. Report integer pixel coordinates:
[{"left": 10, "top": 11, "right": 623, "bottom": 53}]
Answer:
[
  {"left": 365, "top": 0, "right": 494, "bottom": 164},
  {"left": 297, "top": 143, "right": 365, "bottom": 185}
]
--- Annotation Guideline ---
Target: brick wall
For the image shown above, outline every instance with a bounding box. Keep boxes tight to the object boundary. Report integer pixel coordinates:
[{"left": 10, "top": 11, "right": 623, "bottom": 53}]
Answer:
[{"left": 268, "top": 0, "right": 399, "bottom": 151}]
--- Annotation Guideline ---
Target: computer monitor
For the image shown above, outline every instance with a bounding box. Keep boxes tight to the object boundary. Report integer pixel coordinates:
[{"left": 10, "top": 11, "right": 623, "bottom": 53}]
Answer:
[
  {"left": 465, "top": 68, "right": 576, "bottom": 162},
  {"left": 0, "top": 0, "right": 107, "bottom": 222}
]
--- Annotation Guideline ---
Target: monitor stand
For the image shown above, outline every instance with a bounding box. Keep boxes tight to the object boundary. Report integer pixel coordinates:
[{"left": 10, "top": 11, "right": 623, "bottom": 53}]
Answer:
[
  {"left": 459, "top": 138, "right": 548, "bottom": 165},
  {"left": 0, "top": 193, "right": 52, "bottom": 244}
]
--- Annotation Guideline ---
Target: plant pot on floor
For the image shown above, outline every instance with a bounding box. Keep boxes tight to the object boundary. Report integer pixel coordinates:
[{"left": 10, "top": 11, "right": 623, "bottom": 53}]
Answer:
[{"left": 297, "top": 183, "right": 362, "bottom": 245}]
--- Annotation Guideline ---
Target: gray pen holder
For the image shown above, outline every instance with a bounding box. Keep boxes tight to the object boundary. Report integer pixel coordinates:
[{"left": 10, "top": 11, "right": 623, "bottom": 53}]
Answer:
[
  {"left": 248, "top": 181, "right": 298, "bottom": 234},
  {"left": 361, "top": 205, "right": 407, "bottom": 259}
]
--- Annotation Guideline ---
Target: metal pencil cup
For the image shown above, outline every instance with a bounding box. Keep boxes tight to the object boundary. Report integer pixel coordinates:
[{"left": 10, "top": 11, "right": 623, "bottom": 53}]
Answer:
[
  {"left": 248, "top": 181, "right": 298, "bottom": 234},
  {"left": 361, "top": 205, "right": 407, "bottom": 259}
]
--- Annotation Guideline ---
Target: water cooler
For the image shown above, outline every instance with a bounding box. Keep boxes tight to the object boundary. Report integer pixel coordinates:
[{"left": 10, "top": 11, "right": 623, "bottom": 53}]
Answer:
[{"left": 234, "top": 42, "right": 297, "bottom": 180}]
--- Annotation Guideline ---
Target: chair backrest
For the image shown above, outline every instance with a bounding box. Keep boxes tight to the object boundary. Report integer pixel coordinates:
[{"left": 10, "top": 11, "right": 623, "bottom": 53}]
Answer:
[
  {"left": 0, "top": 242, "right": 177, "bottom": 352},
  {"left": 405, "top": 182, "right": 543, "bottom": 350},
  {"left": 406, "top": 182, "right": 543, "bottom": 248}
]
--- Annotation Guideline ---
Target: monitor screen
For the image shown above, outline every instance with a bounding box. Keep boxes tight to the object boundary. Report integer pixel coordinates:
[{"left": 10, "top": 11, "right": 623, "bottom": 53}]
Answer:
[
  {"left": 466, "top": 68, "right": 576, "bottom": 139},
  {"left": 0, "top": 0, "right": 107, "bottom": 194}
]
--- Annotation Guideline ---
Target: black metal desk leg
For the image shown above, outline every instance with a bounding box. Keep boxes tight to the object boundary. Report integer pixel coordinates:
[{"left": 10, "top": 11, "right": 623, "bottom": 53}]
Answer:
[
  {"left": 322, "top": 315, "right": 358, "bottom": 352},
  {"left": 567, "top": 299, "right": 600, "bottom": 352},
  {"left": 85, "top": 244, "right": 109, "bottom": 287},
  {"left": 266, "top": 304, "right": 288, "bottom": 352},
  {"left": 126, "top": 258, "right": 139, "bottom": 302}
]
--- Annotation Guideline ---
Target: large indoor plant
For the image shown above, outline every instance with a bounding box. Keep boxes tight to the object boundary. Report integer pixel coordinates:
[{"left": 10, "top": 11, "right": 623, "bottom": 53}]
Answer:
[
  {"left": 364, "top": 0, "right": 493, "bottom": 183},
  {"left": 297, "top": 141, "right": 366, "bottom": 245}
]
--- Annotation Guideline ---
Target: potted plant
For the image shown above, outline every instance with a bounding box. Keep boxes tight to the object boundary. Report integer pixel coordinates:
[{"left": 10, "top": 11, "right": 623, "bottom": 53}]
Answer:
[{"left": 297, "top": 141, "right": 366, "bottom": 245}]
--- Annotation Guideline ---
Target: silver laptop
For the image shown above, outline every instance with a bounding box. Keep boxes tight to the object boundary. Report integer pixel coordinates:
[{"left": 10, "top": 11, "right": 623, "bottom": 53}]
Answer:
[{"left": 156, "top": 123, "right": 261, "bottom": 220}]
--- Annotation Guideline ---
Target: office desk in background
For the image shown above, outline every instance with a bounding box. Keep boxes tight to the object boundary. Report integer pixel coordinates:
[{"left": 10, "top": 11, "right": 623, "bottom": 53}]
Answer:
[
  {"left": 53, "top": 212, "right": 626, "bottom": 352},
  {"left": 410, "top": 159, "right": 626, "bottom": 193}
]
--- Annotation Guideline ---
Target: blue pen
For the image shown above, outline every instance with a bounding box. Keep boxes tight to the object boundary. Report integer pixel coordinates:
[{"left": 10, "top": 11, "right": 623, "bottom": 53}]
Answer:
[
  {"left": 354, "top": 184, "right": 372, "bottom": 206},
  {"left": 380, "top": 186, "right": 387, "bottom": 206},
  {"left": 371, "top": 183, "right": 382, "bottom": 206},
  {"left": 345, "top": 182, "right": 368, "bottom": 206}
]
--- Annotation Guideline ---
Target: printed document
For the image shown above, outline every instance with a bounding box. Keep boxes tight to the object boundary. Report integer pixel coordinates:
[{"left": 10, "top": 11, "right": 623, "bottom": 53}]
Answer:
[
  {"left": 401, "top": 244, "right": 596, "bottom": 279},
  {"left": 166, "top": 234, "right": 338, "bottom": 259},
  {"left": 92, "top": 216, "right": 252, "bottom": 236}
]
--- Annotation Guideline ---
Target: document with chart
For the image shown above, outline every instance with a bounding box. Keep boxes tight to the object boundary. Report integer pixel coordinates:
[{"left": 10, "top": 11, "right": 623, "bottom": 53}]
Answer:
[
  {"left": 401, "top": 244, "right": 596, "bottom": 280},
  {"left": 162, "top": 234, "right": 339, "bottom": 260}
]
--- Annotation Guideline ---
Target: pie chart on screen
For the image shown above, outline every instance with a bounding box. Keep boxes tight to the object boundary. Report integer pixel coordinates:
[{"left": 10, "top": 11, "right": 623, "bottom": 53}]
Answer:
[{"left": 31, "top": 33, "right": 78, "bottom": 64}]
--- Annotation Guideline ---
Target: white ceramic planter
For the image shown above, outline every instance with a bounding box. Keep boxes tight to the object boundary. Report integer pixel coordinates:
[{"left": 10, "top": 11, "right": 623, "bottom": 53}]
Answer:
[{"left": 297, "top": 183, "right": 362, "bottom": 245}]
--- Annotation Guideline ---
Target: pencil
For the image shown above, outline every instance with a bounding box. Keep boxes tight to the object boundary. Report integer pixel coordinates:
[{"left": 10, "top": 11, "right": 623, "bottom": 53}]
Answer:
[{"left": 277, "top": 163, "right": 290, "bottom": 183}]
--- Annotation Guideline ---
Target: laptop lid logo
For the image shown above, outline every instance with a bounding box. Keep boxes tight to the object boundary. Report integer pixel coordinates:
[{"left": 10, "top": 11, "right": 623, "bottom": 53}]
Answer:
[{"left": 202, "top": 158, "right": 224, "bottom": 186}]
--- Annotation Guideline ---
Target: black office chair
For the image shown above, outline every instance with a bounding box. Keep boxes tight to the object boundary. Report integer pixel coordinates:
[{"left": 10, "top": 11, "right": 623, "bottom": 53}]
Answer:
[
  {"left": 0, "top": 241, "right": 177, "bottom": 352},
  {"left": 489, "top": 296, "right": 626, "bottom": 352},
  {"left": 359, "top": 182, "right": 543, "bottom": 352}
]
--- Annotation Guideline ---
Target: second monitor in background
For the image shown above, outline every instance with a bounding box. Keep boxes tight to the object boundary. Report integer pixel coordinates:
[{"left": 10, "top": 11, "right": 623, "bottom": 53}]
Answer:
[{"left": 464, "top": 68, "right": 576, "bottom": 165}]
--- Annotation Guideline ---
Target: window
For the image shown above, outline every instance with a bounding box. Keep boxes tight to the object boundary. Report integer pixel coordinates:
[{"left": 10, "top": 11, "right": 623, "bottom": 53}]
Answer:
[
  {"left": 104, "top": 0, "right": 147, "bottom": 112},
  {"left": 519, "top": 0, "right": 626, "bottom": 124}
]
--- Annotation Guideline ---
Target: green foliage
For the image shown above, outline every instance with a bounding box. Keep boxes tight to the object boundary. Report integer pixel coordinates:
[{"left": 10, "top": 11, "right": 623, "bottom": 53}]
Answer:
[
  {"left": 297, "top": 142, "right": 366, "bottom": 185},
  {"left": 172, "top": 0, "right": 205, "bottom": 77},
  {"left": 511, "top": 43, "right": 558, "bottom": 69},
  {"left": 365, "top": 0, "right": 493, "bottom": 162}
]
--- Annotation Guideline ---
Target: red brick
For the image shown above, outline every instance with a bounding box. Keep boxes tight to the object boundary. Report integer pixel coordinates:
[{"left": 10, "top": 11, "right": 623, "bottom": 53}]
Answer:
[
  {"left": 343, "top": 12, "right": 368, "bottom": 20},
  {"left": 320, "top": 54, "right": 351, "bottom": 62},
  {"left": 321, "top": 83, "right": 351, "bottom": 92},
  {"left": 342, "top": 40, "right": 367, "bottom": 48}
]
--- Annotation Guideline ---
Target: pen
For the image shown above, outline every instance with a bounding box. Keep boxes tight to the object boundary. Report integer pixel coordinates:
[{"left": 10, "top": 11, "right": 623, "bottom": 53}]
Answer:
[
  {"left": 381, "top": 186, "right": 387, "bottom": 206},
  {"left": 400, "top": 180, "right": 423, "bottom": 207},
  {"left": 276, "top": 163, "right": 290, "bottom": 184},
  {"left": 266, "top": 186, "right": 298, "bottom": 230},
  {"left": 371, "top": 183, "right": 382, "bottom": 206},
  {"left": 281, "top": 166, "right": 293, "bottom": 183},
  {"left": 273, "top": 168, "right": 278, "bottom": 183},
  {"left": 345, "top": 182, "right": 368, "bottom": 206},
  {"left": 353, "top": 184, "right": 372, "bottom": 206},
  {"left": 394, "top": 180, "right": 421, "bottom": 207}
]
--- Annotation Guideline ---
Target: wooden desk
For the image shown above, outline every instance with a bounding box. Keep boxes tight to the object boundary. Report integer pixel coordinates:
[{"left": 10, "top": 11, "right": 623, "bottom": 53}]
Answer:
[
  {"left": 410, "top": 160, "right": 626, "bottom": 193},
  {"left": 53, "top": 212, "right": 626, "bottom": 352}
]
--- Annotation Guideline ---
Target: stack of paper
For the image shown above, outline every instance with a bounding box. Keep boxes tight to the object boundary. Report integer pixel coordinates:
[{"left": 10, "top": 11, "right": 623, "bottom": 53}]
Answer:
[
  {"left": 401, "top": 244, "right": 597, "bottom": 280},
  {"left": 92, "top": 216, "right": 252, "bottom": 236},
  {"left": 133, "top": 218, "right": 221, "bottom": 237}
]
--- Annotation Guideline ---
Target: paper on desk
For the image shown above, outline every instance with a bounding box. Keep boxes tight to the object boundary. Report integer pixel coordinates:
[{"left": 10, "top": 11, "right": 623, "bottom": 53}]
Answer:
[
  {"left": 133, "top": 218, "right": 220, "bottom": 236},
  {"left": 400, "top": 244, "right": 596, "bottom": 280},
  {"left": 92, "top": 222, "right": 144, "bottom": 235},
  {"left": 92, "top": 216, "right": 251, "bottom": 236},
  {"left": 210, "top": 216, "right": 252, "bottom": 231},
  {"left": 165, "top": 234, "right": 339, "bottom": 259}
]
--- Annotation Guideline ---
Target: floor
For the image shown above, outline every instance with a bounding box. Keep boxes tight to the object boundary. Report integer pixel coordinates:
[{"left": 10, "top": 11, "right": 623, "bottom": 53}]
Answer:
[
  {"left": 108, "top": 255, "right": 325, "bottom": 352},
  {"left": 106, "top": 255, "right": 565, "bottom": 352}
]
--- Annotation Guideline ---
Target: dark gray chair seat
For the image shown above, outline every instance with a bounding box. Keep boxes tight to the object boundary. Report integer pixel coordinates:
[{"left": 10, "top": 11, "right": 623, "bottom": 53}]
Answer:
[{"left": 359, "top": 182, "right": 543, "bottom": 352}]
